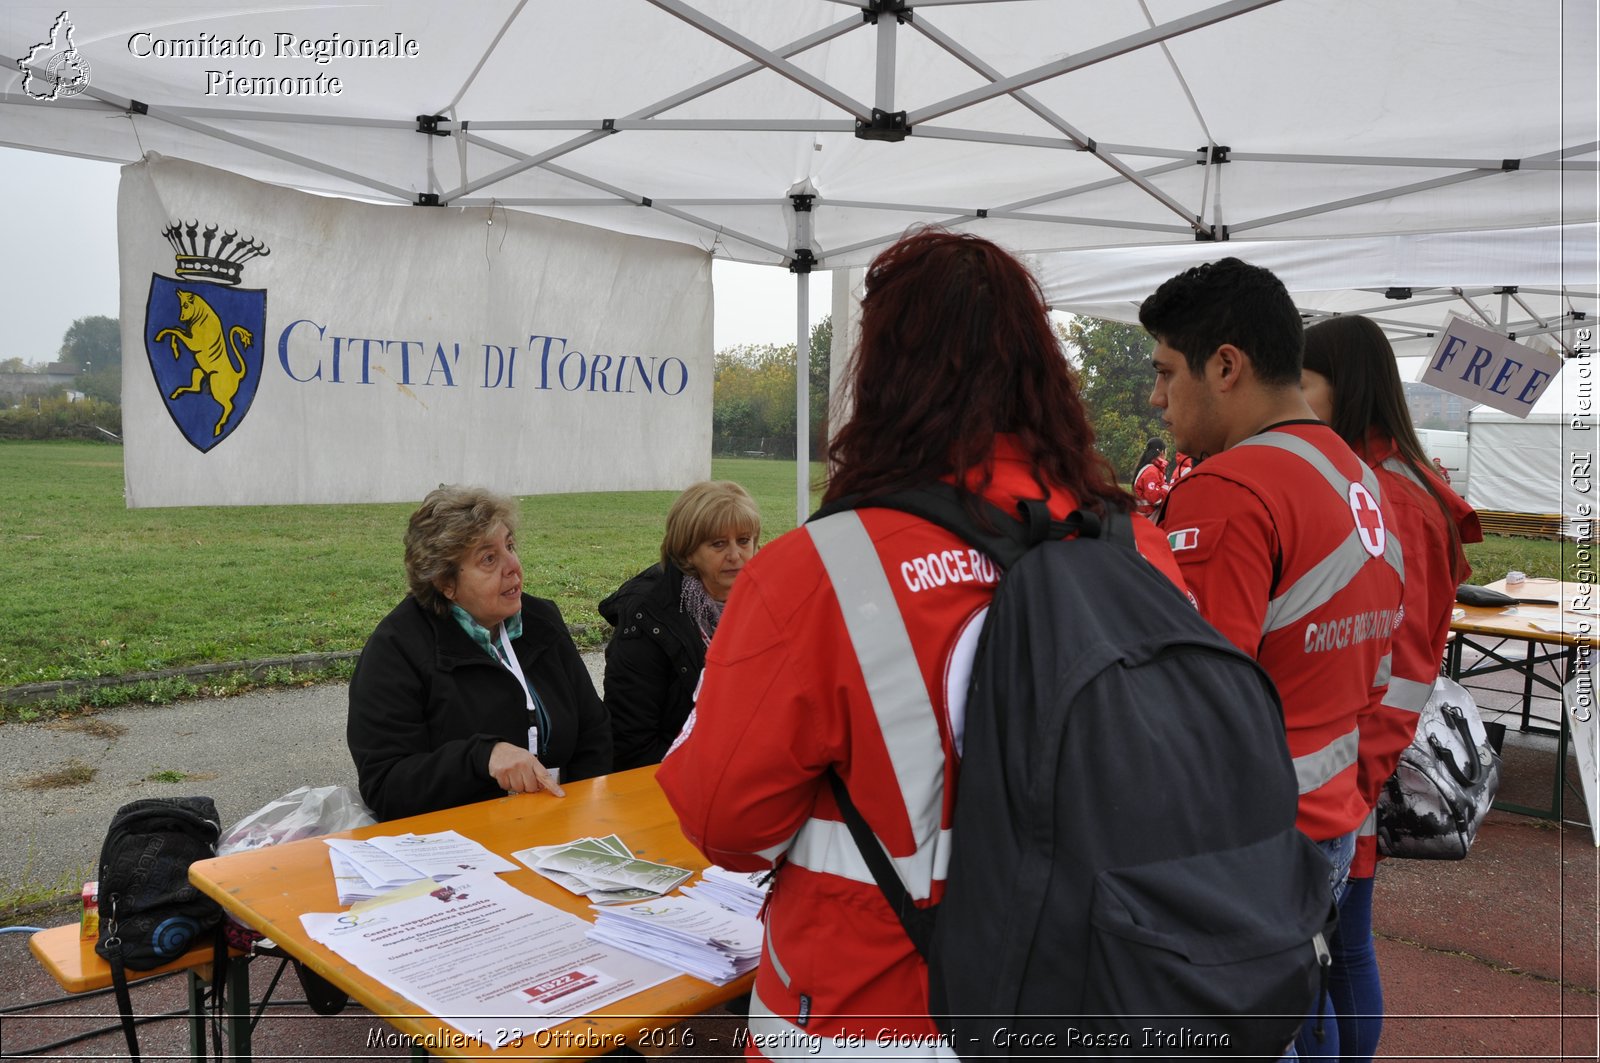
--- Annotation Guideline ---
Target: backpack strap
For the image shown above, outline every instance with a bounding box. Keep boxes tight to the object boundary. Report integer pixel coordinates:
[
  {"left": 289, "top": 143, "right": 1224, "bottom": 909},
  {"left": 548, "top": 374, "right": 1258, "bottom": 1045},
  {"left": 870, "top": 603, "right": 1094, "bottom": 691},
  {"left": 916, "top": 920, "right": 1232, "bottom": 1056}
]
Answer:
[
  {"left": 811, "top": 481, "right": 1120, "bottom": 569},
  {"left": 108, "top": 946, "right": 143, "bottom": 1062},
  {"left": 825, "top": 768, "right": 936, "bottom": 960}
]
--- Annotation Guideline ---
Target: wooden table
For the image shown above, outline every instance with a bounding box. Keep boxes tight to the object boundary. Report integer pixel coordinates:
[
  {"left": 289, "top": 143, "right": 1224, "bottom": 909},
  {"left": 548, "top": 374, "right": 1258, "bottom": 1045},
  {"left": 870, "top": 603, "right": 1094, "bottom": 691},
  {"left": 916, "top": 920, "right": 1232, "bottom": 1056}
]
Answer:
[
  {"left": 1448, "top": 577, "right": 1593, "bottom": 820},
  {"left": 28, "top": 924, "right": 252, "bottom": 1056},
  {"left": 189, "top": 765, "right": 753, "bottom": 1059}
]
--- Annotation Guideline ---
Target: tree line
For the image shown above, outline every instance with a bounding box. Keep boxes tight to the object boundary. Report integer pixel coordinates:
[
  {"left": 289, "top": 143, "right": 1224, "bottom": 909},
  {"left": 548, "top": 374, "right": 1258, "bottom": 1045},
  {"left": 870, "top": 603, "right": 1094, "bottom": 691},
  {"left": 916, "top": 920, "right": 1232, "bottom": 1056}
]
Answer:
[
  {"left": 713, "top": 313, "right": 1166, "bottom": 482},
  {"left": 1, "top": 314, "right": 121, "bottom": 406}
]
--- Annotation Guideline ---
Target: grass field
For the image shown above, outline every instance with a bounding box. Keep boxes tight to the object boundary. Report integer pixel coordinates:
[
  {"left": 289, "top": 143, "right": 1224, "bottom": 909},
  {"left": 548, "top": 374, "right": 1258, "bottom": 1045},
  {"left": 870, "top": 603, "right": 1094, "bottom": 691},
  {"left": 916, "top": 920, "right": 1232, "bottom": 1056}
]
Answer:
[
  {"left": 0, "top": 442, "right": 821, "bottom": 690},
  {"left": 0, "top": 441, "right": 1576, "bottom": 694}
]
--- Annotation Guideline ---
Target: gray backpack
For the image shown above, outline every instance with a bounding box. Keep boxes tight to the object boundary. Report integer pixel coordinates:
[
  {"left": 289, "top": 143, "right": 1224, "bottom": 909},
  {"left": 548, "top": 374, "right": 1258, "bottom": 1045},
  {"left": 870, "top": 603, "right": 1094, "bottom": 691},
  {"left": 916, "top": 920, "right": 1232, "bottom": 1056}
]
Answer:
[{"left": 818, "top": 485, "right": 1336, "bottom": 1059}]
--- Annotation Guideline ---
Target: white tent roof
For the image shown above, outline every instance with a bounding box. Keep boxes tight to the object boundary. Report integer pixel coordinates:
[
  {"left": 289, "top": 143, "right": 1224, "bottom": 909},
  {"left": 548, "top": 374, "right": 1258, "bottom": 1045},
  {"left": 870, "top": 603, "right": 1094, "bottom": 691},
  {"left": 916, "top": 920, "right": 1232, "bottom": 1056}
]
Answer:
[
  {"left": 3, "top": 1, "right": 1595, "bottom": 271},
  {"left": 1034, "top": 222, "right": 1598, "bottom": 354},
  {"left": 4, "top": 1, "right": 1595, "bottom": 518}
]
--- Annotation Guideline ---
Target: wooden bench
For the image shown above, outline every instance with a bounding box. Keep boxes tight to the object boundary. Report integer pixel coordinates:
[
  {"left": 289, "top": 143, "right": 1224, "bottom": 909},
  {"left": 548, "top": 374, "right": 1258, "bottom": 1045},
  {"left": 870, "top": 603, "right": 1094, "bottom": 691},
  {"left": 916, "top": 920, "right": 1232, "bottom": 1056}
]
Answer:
[
  {"left": 29, "top": 923, "right": 254, "bottom": 1057},
  {"left": 1476, "top": 509, "right": 1566, "bottom": 540}
]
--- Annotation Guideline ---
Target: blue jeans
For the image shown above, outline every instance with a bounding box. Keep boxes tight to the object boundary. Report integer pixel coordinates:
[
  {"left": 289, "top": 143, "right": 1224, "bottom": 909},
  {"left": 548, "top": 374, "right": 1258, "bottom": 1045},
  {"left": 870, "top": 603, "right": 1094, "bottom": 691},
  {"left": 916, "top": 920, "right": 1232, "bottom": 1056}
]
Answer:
[
  {"left": 1285, "top": 830, "right": 1358, "bottom": 1061},
  {"left": 1328, "top": 874, "right": 1382, "bottom": 1063}
]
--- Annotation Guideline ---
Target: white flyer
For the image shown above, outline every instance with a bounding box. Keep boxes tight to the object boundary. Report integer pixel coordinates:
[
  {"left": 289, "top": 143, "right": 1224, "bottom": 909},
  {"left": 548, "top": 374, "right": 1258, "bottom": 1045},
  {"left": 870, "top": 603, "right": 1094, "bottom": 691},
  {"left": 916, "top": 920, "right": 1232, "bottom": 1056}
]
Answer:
[
  {"left": 364, "top": 829, "right": 519, "bottom": 878},
  {"left": 300, "top": 871, "right": 677, "bottom": 1048},
  {"left": 323, "top": 838, "right": 428, "bottom": 889}
]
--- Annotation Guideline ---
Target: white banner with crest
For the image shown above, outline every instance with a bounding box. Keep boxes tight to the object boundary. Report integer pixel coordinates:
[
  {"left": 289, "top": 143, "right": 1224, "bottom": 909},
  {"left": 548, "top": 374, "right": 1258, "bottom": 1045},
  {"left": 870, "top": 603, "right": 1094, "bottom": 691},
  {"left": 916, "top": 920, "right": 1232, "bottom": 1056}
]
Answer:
[{"left": 119, "top": 154, "right": 712, "bottom": 507}]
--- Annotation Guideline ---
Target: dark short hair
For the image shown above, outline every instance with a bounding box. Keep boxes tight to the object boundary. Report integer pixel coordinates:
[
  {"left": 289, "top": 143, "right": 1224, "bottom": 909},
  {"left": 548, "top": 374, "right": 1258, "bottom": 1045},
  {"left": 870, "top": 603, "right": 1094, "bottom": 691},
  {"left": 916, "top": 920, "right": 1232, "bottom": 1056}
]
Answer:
[
  {"left": 1138, "top": 257, "right": 1304, "bottom": 386},
  {"left": 660, "top": 481, "right": 762, "bottom": 572},
  {"left": 403, "top": 485, "right": 519, "bottom": 615},
  {"left": 825, "top": 226, "right": 1124, "bottom": 511}
]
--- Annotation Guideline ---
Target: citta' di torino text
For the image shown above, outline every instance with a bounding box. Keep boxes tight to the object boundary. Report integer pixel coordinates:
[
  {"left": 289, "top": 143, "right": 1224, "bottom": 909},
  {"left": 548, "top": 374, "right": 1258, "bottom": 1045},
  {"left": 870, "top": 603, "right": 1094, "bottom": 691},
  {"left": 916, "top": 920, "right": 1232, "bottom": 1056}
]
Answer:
[{"left": 127, "top": 31, "right": 421, "bottom": 63}]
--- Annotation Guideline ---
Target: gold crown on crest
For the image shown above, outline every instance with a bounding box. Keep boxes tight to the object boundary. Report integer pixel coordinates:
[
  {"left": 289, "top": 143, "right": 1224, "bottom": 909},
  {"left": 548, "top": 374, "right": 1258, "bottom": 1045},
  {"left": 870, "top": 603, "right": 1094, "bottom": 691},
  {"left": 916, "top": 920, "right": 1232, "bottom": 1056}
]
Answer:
[{"left": 161, "top": 221, "right": 271, "bottom": 286}]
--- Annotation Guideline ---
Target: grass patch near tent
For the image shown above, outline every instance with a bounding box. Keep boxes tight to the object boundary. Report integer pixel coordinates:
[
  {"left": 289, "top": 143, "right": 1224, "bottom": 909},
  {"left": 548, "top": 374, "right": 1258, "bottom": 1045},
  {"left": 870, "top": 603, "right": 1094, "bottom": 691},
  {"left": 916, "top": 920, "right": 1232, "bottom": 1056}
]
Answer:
[
  {"left": 0, "top": 440, "right": 1572, "bottom": 695},
  {"left": 0, "top": 441, "right": 821, "bottom": 689}
]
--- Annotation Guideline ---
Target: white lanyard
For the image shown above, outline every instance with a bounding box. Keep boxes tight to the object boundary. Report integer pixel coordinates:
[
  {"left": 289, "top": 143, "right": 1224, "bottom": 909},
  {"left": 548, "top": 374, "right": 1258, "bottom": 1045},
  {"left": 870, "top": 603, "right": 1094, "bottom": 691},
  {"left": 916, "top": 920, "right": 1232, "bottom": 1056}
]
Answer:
[{"left": 495, "top": 626, "right": 546, "bottom": 754}]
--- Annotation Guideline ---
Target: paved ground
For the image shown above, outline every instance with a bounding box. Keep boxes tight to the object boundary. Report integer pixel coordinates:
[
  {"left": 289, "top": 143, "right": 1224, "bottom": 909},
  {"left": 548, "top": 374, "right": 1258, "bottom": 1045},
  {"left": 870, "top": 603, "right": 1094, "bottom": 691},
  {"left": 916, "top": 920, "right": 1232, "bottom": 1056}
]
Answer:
[{"left": 0, "top": 648, "right": 1595, "bottom": 1059}]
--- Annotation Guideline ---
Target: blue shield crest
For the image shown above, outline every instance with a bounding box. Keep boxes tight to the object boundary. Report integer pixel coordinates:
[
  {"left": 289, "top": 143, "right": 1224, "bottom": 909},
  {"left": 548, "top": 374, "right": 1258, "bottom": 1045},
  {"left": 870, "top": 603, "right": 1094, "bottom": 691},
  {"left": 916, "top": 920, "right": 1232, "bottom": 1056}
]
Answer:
[{"left": 144, "top": 276, "right": 267, "bottom": 453}]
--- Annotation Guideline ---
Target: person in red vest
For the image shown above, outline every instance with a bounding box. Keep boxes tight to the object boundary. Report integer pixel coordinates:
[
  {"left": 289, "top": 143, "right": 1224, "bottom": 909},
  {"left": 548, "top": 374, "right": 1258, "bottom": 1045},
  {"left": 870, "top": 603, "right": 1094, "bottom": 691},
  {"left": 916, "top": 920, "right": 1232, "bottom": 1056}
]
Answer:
[
  {"left": 659, "top": 228, "right": 1186, "bottom": 1056},
  {"left": 1431, "top": 455, "right": 1452, "bottom": 484},
  {"left": 1141, "top": 258, "right": 1403, "bottom": 1060},
  {"left": 1302, "top": 316, "right": 1481, "bottom": 1063},
  {"left": 1130, "top": 437, "right": 1170, "bottom": 517},
  {"left": 1169, "top": 450, "right": 1196, "bottom": 480}
]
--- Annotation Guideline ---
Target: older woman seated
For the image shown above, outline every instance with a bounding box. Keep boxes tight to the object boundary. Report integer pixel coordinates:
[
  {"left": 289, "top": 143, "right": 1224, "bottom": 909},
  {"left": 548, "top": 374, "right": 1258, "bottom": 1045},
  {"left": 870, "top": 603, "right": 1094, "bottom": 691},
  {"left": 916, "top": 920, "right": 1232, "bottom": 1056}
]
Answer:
[
  {"left": 599, "top": 481, "right": 760, "bottom": 771},
  {"left": 348, "top": 485, "right": 611, "bottom": 820}
]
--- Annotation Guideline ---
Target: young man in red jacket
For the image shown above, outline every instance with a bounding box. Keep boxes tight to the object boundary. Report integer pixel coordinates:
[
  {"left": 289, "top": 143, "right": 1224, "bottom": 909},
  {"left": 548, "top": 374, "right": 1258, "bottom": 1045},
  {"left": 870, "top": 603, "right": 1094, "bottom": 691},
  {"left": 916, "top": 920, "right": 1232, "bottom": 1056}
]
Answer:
[{"left": 1141, "top": 258, "right": 1403, "bottom": 1061}]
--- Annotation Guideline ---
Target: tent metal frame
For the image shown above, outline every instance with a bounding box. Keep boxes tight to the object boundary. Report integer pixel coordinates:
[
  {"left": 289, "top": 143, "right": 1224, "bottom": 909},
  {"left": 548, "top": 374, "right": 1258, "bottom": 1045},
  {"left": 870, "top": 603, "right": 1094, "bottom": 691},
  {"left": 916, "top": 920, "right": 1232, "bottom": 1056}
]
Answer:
[{"left": 4, "top": 0, "right": 1594, "bottom": 517}]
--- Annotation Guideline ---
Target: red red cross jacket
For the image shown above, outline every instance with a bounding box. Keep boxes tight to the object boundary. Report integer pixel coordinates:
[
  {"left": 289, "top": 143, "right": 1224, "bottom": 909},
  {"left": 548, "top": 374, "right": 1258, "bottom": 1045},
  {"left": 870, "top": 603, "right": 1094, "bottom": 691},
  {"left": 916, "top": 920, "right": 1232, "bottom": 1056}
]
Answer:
[
  {"left": 659, "top": 438, "right": 1187, "bottom": 1056},
  {"left": 1159, "top": 422, "right": 1404, "bottom": 842},
  {"left": 1132, "top": 456, "right": 1170, "bottom": 517},
  {"left": 1349, "top": 430, "right": 1478, "bottom": 877}
]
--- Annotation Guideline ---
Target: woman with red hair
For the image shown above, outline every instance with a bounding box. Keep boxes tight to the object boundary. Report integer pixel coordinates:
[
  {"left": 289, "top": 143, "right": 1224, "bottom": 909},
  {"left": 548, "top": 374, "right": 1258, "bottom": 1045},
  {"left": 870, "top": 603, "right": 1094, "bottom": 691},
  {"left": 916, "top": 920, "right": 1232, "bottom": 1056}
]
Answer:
[{"left": 659, "top": 228, "right": 1186, "bottom": 1055}]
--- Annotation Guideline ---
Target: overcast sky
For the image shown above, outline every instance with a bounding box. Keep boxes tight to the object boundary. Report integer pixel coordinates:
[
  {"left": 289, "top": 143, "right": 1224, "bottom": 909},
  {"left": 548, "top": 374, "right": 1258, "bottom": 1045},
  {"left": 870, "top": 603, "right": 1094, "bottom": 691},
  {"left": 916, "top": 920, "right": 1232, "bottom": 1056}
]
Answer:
[{"left": 0, "top": 145, "right": 831, "bottom": 364}]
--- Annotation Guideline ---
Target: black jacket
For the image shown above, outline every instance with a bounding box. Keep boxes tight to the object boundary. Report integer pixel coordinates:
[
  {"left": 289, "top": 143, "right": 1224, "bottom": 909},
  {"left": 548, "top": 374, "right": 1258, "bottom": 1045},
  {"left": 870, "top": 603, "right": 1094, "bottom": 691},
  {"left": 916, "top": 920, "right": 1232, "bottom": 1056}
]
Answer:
[
  {"left": 347, "top": 593, "right": 611, "bottom": 820},
  {"left": 598, "top": 564, "right": 707, "bottom": 771}
]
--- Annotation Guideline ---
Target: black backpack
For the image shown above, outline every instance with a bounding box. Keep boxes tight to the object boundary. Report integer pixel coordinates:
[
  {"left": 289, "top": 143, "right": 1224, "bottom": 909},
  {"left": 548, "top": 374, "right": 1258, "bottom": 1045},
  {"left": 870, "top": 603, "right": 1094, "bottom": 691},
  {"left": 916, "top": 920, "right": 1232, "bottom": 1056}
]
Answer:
[
  {"left": 95, "top": 796, "right": 226, "bottom": 1059},
  {"left": 818, "top": 486, "right": 1336, "bottom": 1059}
]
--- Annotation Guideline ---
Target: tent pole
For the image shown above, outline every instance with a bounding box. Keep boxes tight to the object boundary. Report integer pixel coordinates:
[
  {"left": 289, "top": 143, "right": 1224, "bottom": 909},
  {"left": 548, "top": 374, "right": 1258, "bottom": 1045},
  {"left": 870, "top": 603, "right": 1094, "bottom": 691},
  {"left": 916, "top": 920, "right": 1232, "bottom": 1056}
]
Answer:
[{"left": 796, "top": 269, "right": 811, "bottom": 524}]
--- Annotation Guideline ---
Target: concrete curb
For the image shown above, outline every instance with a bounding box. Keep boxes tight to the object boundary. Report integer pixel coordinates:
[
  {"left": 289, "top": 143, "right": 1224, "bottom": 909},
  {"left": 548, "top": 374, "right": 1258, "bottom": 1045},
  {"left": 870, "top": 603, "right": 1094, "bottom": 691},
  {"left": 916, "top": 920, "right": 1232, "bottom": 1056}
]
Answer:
[
  {"left": 0, "top": 651, "right": 359, "bottom": 708},
  {"left": 0, "top": 625, "right": 605, "bottom": 709}
]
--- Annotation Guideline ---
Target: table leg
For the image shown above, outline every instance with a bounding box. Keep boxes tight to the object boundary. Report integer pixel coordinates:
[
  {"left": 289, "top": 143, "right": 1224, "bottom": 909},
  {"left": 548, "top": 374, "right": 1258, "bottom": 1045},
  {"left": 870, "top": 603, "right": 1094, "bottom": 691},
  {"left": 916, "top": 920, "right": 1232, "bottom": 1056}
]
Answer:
[
  {"left": 227, "top": 954, "right": 253, "bottom": 1058},
  {"left": 187, "top": 969, "right": 206, "bottom": 1058},
  {"left": 1522, "top": 641, "right": 1537, "bottom": 729}
]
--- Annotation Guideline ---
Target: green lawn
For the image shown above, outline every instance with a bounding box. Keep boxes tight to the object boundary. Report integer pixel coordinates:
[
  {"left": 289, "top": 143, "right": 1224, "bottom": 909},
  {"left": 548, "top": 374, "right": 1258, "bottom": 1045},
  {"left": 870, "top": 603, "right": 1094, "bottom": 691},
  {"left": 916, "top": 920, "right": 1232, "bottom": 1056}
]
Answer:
[
  {"left": 0, "top": 442, "right": 822, "bottom": 687},
  {"left": 0, "top": 441, "right": 1575, "bottom": 689}
]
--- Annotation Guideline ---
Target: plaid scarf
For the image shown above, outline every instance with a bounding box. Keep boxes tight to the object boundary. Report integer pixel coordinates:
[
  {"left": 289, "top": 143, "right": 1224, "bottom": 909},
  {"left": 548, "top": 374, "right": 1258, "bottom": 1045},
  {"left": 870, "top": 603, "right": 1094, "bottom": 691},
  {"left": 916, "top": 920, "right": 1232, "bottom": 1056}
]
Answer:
[{"left": 678, "top": 570, "right": 725, "bottom": 646}]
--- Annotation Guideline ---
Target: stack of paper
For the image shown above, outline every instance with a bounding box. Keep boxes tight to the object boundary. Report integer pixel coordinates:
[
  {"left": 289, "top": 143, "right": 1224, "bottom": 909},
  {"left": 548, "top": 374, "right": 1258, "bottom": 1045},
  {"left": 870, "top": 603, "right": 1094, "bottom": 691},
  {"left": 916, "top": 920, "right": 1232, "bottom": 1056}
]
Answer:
[
  {"left": 324, "top": 831, "right": 517, "bottom": 905},
  {"left": 679, "top": 865, "right": 770, "bottom": 918},
  {"left": 512, "top": 835, "right": 693, "bottom": 905},
  {"left": 301, "top": 871, "right": 678, "bottom": 1050},
  {"left": 587, "top": 895, "right": 761, "bottom": 985}
]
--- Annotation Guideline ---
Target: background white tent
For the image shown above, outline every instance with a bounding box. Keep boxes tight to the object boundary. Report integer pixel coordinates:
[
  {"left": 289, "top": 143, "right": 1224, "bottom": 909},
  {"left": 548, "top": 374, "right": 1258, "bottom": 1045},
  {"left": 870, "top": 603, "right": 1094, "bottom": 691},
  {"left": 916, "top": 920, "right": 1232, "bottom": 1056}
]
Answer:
[
  {"left": 3, "top": 0, "right": 1596, "bottom": 514},
  {"left": 1464, "top": 411, "right": 1581, "bottom": 527}
]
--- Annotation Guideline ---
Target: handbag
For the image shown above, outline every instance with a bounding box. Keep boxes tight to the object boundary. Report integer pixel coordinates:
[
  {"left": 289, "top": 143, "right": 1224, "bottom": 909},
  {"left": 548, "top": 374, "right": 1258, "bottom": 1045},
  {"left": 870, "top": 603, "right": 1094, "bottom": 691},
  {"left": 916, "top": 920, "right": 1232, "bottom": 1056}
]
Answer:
[{"left": 1376, "top": 676, "right": 1502, "bottom": 859}]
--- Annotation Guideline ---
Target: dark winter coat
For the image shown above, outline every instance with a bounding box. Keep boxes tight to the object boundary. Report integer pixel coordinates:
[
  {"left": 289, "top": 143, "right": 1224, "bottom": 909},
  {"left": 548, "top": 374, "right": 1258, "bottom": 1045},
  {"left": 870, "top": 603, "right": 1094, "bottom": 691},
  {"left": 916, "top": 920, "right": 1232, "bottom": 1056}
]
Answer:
[
  {"left": 598, "top": 564, "right": 708, "bottom": 771},
  {"left": 347, "top": 593, "right": 611, "bottom": 820}
]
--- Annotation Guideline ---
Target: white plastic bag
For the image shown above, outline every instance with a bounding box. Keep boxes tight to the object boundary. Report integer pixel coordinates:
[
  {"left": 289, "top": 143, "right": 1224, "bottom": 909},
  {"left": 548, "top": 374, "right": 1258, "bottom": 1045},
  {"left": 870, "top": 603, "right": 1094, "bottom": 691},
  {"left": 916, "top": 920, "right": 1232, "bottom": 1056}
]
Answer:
[{"left": 218, "top": 784, "right": 376, "bottom": 855}]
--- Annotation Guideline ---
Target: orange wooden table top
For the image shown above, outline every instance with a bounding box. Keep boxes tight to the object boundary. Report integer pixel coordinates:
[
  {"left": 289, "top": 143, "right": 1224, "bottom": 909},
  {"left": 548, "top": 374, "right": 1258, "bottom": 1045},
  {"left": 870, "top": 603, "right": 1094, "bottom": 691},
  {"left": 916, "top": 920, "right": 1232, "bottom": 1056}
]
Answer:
[
  {"left": 188, "top": 766, "right": 753, "bottom": 1059},
  {"left": 1451, "top": 578, "right": 1594, "bottom": 646}
]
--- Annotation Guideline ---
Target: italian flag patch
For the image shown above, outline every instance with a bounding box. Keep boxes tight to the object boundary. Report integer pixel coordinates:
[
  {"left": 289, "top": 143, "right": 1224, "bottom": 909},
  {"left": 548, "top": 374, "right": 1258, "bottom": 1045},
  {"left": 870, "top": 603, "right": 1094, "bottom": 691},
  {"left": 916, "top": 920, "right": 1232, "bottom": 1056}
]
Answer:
[{"left": 1167, "top": 527, "right": 1199, "bottom": 552}]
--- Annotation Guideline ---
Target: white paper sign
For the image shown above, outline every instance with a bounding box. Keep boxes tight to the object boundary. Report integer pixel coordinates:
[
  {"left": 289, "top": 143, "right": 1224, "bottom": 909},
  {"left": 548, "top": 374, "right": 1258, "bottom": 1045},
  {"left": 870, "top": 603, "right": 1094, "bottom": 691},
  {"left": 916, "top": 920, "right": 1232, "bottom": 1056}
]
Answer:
[
  {"left": 300, "top": 871, "right": 676, "bottom": 1048},
  {"left": 1418, "top": 312, "right": 1561, "bottom": 417}
]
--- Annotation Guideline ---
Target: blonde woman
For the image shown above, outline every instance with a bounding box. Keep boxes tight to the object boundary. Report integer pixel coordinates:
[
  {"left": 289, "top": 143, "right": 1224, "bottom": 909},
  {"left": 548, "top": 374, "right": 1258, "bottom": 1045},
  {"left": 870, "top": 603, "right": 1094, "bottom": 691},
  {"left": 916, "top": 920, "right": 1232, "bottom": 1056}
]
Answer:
[{"left": 599, "top": 481, "right": 761, "bottom": 770}]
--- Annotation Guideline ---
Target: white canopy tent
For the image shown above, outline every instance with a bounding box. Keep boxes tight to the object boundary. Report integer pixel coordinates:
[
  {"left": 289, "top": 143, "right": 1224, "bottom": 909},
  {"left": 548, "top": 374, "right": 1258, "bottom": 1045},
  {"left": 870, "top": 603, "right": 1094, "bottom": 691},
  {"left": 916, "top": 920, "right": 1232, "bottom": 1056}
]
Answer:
[
  {"left": 1034, "top": 223, "right": 1598, "bottom": 355},
  {"left": 3, "top": 0, "right": 1595, "bottom": 516}
]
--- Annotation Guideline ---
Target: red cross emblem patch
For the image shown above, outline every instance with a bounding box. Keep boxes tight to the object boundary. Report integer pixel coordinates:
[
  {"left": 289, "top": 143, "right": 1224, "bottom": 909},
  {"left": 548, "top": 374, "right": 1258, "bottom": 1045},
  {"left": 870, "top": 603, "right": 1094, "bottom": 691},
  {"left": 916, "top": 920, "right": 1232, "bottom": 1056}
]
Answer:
[{"left": 1348, "top": 482, "right": 1386, "bottom": 557}]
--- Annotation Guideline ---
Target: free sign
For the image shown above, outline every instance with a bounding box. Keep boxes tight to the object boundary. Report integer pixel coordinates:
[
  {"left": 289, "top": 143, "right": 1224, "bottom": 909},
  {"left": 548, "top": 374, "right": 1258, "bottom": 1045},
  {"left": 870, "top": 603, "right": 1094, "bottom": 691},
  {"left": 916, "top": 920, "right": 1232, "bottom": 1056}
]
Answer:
[{"left": 1418, "top": 312, "right": 1561, "bottom": 418}]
